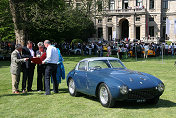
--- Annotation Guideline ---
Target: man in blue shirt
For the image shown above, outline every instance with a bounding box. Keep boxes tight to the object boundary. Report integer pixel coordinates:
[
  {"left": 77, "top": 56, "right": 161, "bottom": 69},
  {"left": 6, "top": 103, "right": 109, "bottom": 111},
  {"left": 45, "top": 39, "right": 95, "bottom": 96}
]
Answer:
[{"left": 42, "top": 40, "right": 59, "bottom": 95}]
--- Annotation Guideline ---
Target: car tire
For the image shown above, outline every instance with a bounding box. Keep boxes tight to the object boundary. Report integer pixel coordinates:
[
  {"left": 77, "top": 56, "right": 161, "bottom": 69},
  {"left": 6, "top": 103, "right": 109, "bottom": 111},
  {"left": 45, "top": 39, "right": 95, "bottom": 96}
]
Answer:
[
  {"left": 68, "top": 78, "right": 79, "bottom": 97},
  {"left": 147, "top": 97, "right": 159, "bottom": 105},
  {"left": 98, "top": 83, "right": 115, "bottom": 108},
  {"left": 76, "top": 50, "right": 81, "bottom": 55}
]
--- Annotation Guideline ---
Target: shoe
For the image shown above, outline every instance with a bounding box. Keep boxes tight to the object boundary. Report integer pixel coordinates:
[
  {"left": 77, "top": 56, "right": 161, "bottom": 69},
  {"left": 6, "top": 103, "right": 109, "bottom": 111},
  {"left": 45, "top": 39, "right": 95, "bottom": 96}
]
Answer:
[
  {"left": 13, "top": 91, "right": 20, "bottom": 94},
  {"left": 54, "top": 91, "right": 59, "bottom": 94},
  {"left": 38, "top": 90, "right": 42, "bottom": 92},
  {"left": 27, "top": 89, "right": 33, "bottom": 92},
  {"left": 22, "top": 90, "right": 27, "bottom": 93}
]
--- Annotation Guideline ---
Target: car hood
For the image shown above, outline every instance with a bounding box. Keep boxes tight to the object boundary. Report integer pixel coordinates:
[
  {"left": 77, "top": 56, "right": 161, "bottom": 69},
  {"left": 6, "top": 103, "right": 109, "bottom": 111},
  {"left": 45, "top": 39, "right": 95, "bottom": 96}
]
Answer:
[{"left": 92, "top": 68, "right": 159, "bottom": 90}]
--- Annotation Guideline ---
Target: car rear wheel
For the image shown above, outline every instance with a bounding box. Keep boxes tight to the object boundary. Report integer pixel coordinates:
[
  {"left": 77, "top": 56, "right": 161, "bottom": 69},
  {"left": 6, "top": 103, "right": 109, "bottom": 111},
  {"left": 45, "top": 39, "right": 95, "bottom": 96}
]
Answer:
[
  {"left": 76, "top": 50, "right": 81, "bottom": 55},
  {"left": 68, "top": 78, "right": 79, "bottom": 97},
  {"left": 98, "top": 83, "right": 115, "bottom": 108},
  {"left": 147, "top": 97, "right": 159, "bottom": 105}
]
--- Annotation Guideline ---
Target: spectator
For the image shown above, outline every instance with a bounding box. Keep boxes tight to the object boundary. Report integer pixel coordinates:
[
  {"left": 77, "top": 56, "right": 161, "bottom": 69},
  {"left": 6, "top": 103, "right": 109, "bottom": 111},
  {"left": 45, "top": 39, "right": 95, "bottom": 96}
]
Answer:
[
  {"left": 22, "top": 41, "right": 36, "bottom": 93},
  {"left": 165, "top": 43, "right": 169, "bottom": 55},
  {"left": 42, "top": 40, "right": 59, "bottom": 95},
  {"left": 36, "top": 42, "right": 46, "bottom": 91},
  {"left": 10, "top": 44, "right": 28, "bottom": 94},
  {"left": 107, "top": 45, "right": 111, "bottom": 57},
  {"left": 144, "top": 44, "right": 149, "bottom": 59}
]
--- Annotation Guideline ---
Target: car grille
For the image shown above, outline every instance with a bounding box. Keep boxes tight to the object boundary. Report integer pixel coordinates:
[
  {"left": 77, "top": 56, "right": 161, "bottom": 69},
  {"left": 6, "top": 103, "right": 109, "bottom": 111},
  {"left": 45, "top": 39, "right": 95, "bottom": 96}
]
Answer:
[{"left": 128, "top": 89, "right": 158, "bottom": 100}]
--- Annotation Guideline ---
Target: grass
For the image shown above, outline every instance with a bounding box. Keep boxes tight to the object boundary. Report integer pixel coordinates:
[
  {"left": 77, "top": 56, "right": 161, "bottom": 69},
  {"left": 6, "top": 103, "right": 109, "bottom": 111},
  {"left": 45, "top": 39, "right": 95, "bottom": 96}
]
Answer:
[{"left": 0, "top": 55, "right": 176, "bottom": 118}]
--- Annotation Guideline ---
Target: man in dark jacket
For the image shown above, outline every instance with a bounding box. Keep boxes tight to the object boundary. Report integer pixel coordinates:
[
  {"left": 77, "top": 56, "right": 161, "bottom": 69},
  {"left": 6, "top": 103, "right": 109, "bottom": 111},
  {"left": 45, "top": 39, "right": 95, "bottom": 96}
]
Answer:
[{"left": 22, "top": 41, "right": 36, "bottom": 93}]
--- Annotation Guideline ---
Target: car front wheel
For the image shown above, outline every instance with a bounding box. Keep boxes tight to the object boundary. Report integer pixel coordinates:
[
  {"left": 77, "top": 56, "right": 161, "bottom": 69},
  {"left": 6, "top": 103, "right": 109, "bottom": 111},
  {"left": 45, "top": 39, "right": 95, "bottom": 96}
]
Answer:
[
  {"left": 98, "top": 83, "right": 115, "bottom": 108},
  {"left": 68, "top": 78, "right": 79, "bottom": 97}
]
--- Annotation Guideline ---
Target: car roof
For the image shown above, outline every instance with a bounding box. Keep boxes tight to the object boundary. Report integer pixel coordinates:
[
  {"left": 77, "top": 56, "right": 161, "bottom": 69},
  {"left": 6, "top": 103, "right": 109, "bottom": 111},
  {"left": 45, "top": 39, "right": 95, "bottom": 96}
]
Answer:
[{"left": 81, "top": 57, "right": 120, "bottom": 62}]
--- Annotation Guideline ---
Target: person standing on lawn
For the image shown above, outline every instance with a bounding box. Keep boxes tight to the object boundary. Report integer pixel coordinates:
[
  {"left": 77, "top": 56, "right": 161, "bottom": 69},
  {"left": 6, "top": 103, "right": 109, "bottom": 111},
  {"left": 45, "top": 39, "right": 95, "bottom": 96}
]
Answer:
[
  {"left": 21, "top": 41, "right": 36, "bottom": 93},
  {"left": 36, "top": 42, "right": 46, "bottom": 91},
  {"left": 42, "top": 40, "right": 59, "bottom": 95},
  {"left": 144, "top": 44, "right": 149, "bottom": 59},
  {"left": 10, "top": 44, "right": 28, "bottom": 94},
  {"left": 107, "top": 44, "right": 111, "bottom": 57}
]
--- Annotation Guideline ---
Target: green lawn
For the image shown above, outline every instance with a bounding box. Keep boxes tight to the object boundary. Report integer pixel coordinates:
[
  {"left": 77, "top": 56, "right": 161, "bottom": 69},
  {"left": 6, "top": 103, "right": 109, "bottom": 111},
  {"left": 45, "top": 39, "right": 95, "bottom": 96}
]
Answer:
[{"left": 0, "top": 55, "right": 176, "bottom": 118}]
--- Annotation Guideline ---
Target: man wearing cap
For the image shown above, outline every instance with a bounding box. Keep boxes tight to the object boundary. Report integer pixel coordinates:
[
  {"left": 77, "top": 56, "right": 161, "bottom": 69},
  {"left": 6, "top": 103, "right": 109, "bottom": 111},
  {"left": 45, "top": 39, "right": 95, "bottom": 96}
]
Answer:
[{"left": 10, "top": 44, "right": 28, "bottom": 94}]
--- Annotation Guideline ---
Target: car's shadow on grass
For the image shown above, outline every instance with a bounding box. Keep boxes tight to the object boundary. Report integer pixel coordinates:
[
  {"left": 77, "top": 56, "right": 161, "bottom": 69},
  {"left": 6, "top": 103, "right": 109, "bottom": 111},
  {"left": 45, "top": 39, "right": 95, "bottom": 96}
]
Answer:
[
  {"left": 82, "top": 95, "right": 176, "bottom": 108},
  {"left": 114, "top": 99, "right": 176, "bottom": 109}
]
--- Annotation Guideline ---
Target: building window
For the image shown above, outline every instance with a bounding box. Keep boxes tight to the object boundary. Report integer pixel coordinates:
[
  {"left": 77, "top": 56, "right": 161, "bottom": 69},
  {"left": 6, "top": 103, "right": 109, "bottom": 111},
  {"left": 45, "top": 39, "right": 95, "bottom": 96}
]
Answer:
[
  {"left": 136, "top": 0, "right": 143, "bottom": 7},
  {"left": 97, "top": 1, "right": 102, "bottom": 12},
  {"left": 162, "top": 17, "right": 166, "bottom": 23},
  {"left": 163, "top": 17, "right": 166, "bottom": 21},
  {"left": 149, "top": 0, "right": 154, "bottom": 9},
  {"left": 98, "top": 27, "right": 103, "bottom": 38},
  {"left": 98, "top": 19, "right": 102, "bottom": 23},
  {"left": 136, "top": 17, "right": 140, "bottom": 21},
  {"left": 163, "top": 0, "right": 168, "bottom": 9},
  {"left": 107, "top": 18, "right": 112, "bottom": 22},
  {"left": 123, "top": 0, "right": 128, "bottom": 9},
  {"left": 149, "top": 26, "right": 154, "bottom": 37},
  {"left": 149, "top": 17, "right": 154, "bottom": 21},
  {"left": 109, "top": 0, "right": 115, "bottom": 10}
]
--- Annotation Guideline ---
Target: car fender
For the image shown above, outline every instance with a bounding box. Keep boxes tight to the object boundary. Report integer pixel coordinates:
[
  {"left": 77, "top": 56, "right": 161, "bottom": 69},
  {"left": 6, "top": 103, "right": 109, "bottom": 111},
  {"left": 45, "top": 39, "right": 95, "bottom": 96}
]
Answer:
[
  {"left": 141, "top": 72, "right": 164, "bottom": 85},
  {"left": 94, "top": 77, "right": 124, "bottom": 99}
]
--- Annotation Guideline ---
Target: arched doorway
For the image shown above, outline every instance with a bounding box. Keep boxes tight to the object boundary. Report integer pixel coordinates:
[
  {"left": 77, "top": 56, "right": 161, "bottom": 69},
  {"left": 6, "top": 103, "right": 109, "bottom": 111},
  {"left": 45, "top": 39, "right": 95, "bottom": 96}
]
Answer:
[{"left": 120, "top": 19, "right": 129, "bottom": 39}]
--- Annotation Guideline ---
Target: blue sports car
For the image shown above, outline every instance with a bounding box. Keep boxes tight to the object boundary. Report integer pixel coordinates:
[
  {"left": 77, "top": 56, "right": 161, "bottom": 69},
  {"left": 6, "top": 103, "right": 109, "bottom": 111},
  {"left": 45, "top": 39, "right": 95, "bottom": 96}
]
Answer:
[{"left": 66, "top": 57, "right": 165, "bottom": 108}]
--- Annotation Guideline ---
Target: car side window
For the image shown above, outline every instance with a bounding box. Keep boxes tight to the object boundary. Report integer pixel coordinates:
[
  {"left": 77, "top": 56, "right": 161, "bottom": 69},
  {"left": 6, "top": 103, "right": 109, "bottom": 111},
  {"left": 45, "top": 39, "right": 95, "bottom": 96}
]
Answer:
[{"left": 78, "top": 61, "right": 87, "bottom": 71}]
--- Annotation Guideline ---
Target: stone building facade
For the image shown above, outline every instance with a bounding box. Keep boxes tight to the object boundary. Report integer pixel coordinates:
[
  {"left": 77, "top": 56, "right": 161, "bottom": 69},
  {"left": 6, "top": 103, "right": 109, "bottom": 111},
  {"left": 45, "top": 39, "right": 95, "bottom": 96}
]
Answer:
[{"left": 68, "top": 0, "right": 176, "bottom": 43}]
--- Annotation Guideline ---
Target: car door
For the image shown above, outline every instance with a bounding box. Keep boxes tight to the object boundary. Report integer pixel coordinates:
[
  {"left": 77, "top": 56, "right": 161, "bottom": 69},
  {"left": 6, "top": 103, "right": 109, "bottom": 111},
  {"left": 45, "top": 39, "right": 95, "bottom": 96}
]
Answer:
[{"left": 74, "top": 61, "right": 88, "bottom": 92}]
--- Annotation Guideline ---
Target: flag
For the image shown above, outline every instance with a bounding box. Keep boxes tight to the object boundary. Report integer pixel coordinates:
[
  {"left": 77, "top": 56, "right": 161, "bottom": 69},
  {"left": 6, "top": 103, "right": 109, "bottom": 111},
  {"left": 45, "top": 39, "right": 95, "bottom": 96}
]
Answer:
[
  {"left": 112, "top": 31, "right": 116, "bottom": 40},
  {"left": 174, "top": 19, "right": 176, "bottom": 34},
  {"left": 166, "top": 18, "right": 171, "bottom": 35},
  {"left": 146, "top": 15, "right": 148, "bottom": 38}
]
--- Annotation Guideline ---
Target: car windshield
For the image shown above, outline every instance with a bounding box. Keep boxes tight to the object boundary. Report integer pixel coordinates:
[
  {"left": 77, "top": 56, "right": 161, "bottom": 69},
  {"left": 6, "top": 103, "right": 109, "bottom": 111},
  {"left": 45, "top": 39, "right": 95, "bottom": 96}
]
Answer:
[
  {"left": 109, "top": 60, "right": 125, "bottom": 69},
  {"left": 88, "top": 60, "right": 125, "bottom": 70}
]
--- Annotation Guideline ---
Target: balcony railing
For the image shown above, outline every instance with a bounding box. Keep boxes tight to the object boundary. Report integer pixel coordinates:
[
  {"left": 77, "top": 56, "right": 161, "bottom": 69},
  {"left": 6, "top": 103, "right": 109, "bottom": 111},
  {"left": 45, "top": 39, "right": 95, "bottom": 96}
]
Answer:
[
  {"left": 104, "top": 8, "right": 146, "bottom": 14},
  {"left": 141, "top": 37, "right": 160, "bottom": 44}
]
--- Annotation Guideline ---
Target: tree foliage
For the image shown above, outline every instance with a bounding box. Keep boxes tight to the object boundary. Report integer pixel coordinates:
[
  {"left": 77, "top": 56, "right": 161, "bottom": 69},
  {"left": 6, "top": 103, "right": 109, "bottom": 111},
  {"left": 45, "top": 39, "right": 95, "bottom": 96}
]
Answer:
[
  {"left": 0, "top": 0, "right": 15, "bottom": 42},
  {"left": 1, "top": 0, "right": 95, "bottom": 43}
]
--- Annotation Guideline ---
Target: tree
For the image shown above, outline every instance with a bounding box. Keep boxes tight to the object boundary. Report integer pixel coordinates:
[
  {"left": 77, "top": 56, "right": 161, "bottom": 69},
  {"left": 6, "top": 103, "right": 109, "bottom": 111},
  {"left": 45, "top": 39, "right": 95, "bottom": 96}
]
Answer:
[
  {"left": 7, "top": 0, "right": 95, "bottom": 45},
  {"left": 9, "top": 0, "right": 30, "bottom": 46}
]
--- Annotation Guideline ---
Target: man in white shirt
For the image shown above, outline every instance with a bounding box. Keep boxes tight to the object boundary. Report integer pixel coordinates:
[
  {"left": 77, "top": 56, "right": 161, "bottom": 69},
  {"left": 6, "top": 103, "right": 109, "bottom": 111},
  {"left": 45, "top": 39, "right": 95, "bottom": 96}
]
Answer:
[
  {"left": 165, "top": 43, "right": 169, "bottom": 55},
  {"left": 144, "top": 44, "right": 149, "bottom": 59},
  {"left": 42, "top": 40, "right": 59, "bottom": 95}
]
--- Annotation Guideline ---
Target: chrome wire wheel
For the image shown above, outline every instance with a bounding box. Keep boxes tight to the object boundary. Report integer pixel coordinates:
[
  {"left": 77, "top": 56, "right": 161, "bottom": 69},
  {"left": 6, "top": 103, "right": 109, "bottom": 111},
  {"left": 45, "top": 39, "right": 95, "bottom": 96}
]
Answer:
[
  {"left": 99, "top": 86, "right": 109, "bottom": 105},
  {"left": 69, "top": 79, "right": 75, "bottom": 94}
]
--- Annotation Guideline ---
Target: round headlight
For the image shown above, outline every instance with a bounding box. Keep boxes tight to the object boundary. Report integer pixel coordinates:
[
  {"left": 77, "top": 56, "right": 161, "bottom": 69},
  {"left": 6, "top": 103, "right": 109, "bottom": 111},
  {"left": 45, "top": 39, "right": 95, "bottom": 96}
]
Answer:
[
  {"left": 158, "top": 83, "right": 165, "bottom": 92},
  {"left": 120, "top": 85, "right": 128, "bottom": 94}
]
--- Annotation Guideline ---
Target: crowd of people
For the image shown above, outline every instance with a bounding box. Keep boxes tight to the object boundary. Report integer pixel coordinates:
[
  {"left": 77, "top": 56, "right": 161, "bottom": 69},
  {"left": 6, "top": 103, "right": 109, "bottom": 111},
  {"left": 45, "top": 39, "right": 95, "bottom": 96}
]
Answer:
[
  {"left": 57, "top": 41, "right": 176, "bottom": 59},
  {"left": 10, "top": 40, "right": 65, "bottom": 95}
]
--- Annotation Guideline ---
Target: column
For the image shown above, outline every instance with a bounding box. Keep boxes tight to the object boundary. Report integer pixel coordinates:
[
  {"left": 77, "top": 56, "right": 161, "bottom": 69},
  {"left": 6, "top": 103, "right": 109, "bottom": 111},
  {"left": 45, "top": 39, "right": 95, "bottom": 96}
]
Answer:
[
  {"left": 141, "top": 15, "right": 146, "bottom": 39},
  {"left": 129, "top": 15, "right": 135, "bottom": 40},
  {"left": 102, "top": 17, "right": 108, "bottom": 40}
]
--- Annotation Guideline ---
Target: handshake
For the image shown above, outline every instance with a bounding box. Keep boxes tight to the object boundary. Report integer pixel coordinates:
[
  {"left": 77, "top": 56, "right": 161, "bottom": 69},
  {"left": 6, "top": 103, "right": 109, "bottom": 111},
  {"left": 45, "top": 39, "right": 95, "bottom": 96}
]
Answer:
[{"left": 23, "top": 58, "right": 29, "bottom": 61}]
